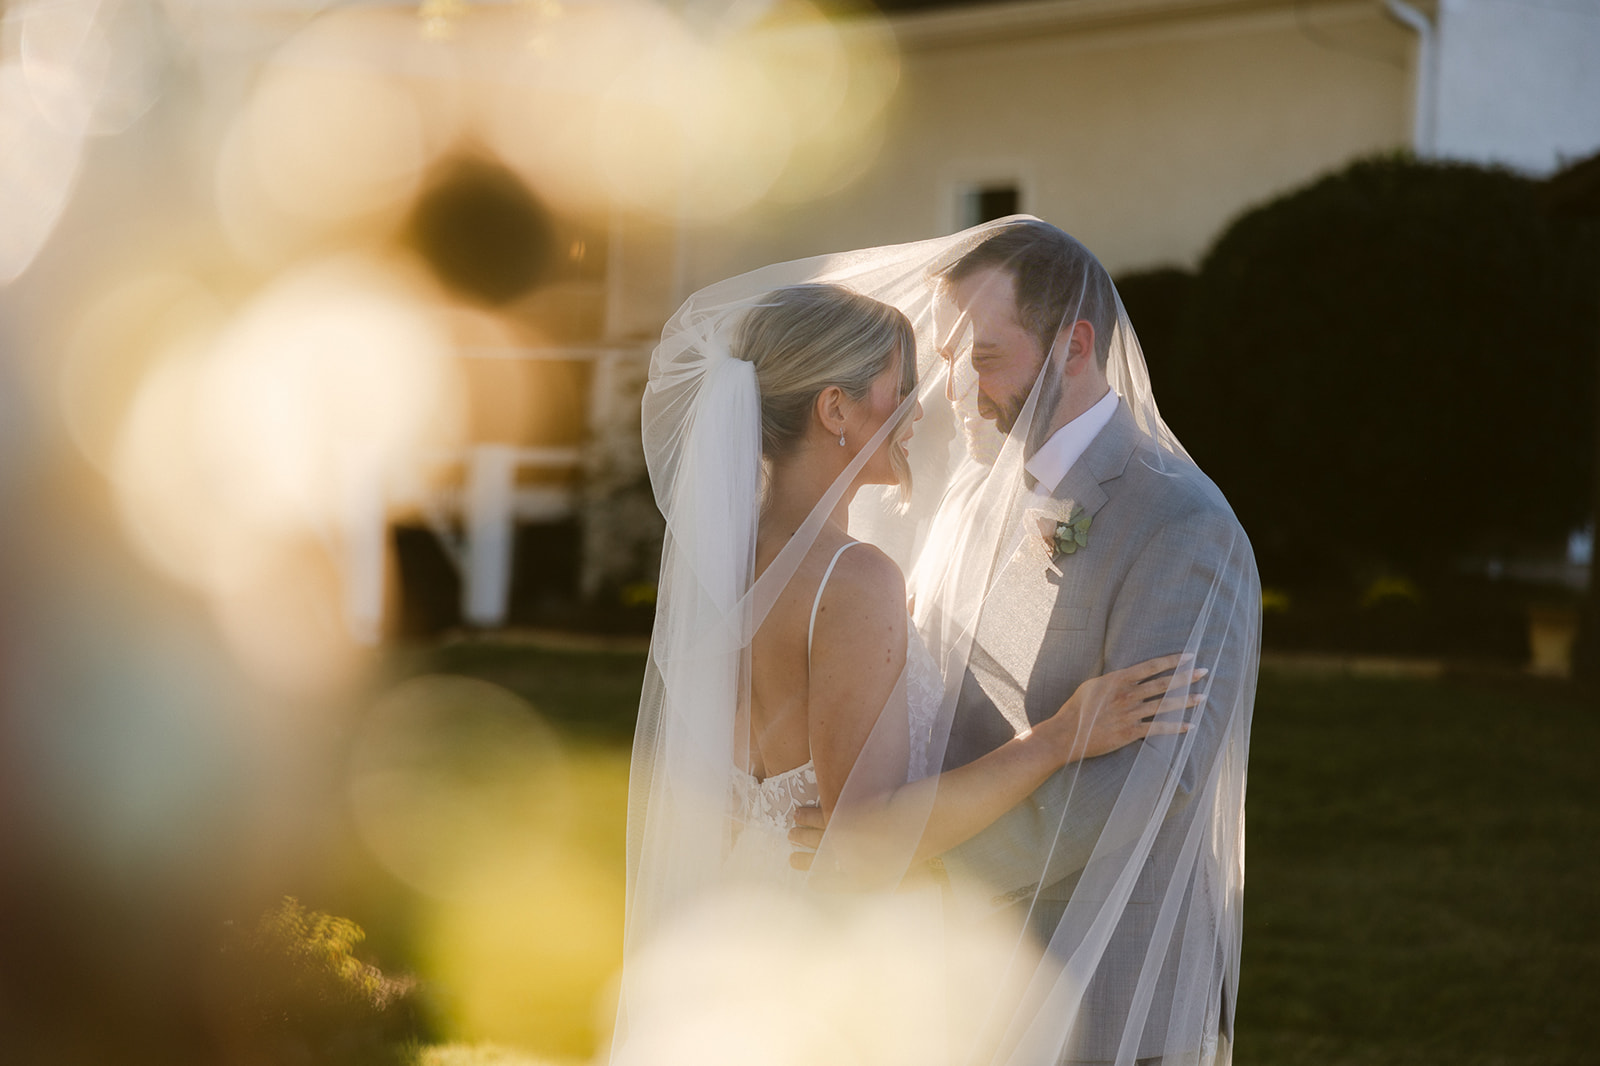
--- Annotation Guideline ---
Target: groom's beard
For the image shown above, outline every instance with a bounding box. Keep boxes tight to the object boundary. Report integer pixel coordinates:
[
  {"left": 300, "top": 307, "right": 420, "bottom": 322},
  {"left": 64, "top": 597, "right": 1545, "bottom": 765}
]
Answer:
[
  {"left": 978, "top": 390, "right": 1022, "bottom": 435},
  {"left": 972, "top": 388, "right": 1011, "bottom": 428},
  {"left": 981, "top": 358, "right": 1060, "bottom": 442}
]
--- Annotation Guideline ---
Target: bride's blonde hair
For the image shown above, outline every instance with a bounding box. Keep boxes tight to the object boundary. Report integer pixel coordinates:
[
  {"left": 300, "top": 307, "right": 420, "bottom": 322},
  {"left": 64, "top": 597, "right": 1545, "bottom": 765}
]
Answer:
[{"left": 733, "top": 283, "right": 917, "bottom": 499}]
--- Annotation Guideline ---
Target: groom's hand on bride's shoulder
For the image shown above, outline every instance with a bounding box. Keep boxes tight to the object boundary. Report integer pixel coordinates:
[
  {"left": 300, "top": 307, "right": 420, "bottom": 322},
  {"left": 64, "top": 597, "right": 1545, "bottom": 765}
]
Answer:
[{"left": 788, "top": 805, "right": 828, "bottom": 870}]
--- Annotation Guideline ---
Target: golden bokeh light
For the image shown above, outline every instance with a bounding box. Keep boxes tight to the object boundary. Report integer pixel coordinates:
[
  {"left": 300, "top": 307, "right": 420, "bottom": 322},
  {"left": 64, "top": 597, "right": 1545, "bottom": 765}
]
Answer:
[
  {"left": 192, "top": 257, "right": 462, "bottom": 530},
  {"left": 487, "top": 0, "right": 898, "bottom": 221},
  {"left": 422, "top": 852, "right": 624, "bottom": 1059},
  {"left": 107, "top": 254, "right": 466, "bottom": 685},
  {"left": 15, "top": 0, "right": 111, "bottom": 134},
  {"left": 349, "top": 674, "right": 570, "bottom": 899},
  {"left": 0, "top": 61, "right": 84, "bottom": 283},
  {"left": 106, "top": 350, "right": 368, "bottom": 696},
  {"left": 765, "top": 14, "right": 898, "bottom": 204},
  {"left": 111, "top": 341, "right": 228, "bottom": 587},
  {"left": 349, "top": 676, "right": 630, "bottom": 1056},
  {"left": 13, "top": 0, "right": 160, "bottom": 138},
  {"left": 486, "top": 0, "right": 669, "bottom": 215},
  {"left": 215, "top": 5, "right": 465, "bottom": 267},
  {"left": 246, "top": 64, "right": 426, "bottom": 223},
  {"left": 207, "top": 532, "right": 368, "bottom": 698},
  {"left": 0, "top": 0, "right": 171, "bottom": 283},
  {"left": 59, "top": 272, "right": 226, "bottom": 475},
  {"left": 611, "top": 886, "right": 1039, "bottom": 1066}
]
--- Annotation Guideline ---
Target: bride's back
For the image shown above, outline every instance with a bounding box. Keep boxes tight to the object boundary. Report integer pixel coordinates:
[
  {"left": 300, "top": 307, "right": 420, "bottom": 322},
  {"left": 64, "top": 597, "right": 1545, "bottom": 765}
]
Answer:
[
  {"left": 747, "top": 524, "right": 910, "bottom": 790},
  {"left": 745, "top": 528, "right": 852, "bottom": 781}
]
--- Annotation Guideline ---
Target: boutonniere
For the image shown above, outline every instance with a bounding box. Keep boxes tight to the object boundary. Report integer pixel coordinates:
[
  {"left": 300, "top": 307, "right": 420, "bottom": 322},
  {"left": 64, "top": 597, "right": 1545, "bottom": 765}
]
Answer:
[{"left": 1036, "top": 504, "right": 1091, "bottom": 576}]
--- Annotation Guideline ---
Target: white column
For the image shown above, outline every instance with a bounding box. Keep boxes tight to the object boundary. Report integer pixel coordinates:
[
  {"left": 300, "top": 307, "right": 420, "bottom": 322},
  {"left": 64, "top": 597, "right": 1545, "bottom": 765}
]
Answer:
[{"left": 463, "top": 443, "right": 519, "bottom": 628}]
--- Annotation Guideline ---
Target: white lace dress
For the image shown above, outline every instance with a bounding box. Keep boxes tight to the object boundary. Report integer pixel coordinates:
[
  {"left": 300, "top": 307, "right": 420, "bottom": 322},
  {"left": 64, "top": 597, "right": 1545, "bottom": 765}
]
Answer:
[{"left": 726, "top": 542, "right": 944, "bottom": 887}]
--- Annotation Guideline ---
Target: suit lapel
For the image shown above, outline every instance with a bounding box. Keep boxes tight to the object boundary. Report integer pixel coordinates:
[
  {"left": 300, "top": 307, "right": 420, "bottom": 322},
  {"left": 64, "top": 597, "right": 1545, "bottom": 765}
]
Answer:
[
  {"left": 995, "top": 399, "right": 1139, "bottom": 574},
  {"left": 1049, "top": 399, "right": 1139, "bottom": 517}
]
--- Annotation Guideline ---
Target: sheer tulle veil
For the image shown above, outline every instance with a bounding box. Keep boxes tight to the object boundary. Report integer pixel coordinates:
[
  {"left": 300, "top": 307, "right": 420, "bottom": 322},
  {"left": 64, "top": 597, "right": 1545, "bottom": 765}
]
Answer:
[{"left": 612, "top": 218, "right": 1260, "bottom": 1066}]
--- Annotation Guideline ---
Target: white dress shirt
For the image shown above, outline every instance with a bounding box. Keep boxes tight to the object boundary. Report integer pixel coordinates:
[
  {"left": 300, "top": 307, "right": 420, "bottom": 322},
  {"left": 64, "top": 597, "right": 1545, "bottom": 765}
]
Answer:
[{"left": 1024, "top": 387, "right": 1119, "bottom": 495}]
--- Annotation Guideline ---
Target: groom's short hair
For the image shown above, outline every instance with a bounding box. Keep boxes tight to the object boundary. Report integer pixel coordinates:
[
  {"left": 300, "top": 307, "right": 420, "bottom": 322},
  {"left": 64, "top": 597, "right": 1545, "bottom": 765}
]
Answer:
[{"left": 941, "top": 221, "right": 1117, "bottom": 369}]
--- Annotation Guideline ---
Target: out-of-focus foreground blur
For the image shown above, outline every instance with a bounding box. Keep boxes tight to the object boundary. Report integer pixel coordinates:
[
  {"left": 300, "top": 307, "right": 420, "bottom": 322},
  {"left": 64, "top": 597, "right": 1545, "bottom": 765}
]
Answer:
[
  {"left": 2, "top": 0, "right": 1598, "bottom": 1063},
  {"left": 0, "top": 0, "right": 897, "bottom": 1061}
]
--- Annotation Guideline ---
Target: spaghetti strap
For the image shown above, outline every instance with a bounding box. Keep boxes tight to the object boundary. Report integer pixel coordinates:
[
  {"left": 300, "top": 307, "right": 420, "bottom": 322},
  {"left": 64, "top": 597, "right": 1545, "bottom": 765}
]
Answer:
[{"left": 807, "top": 541, "right": 861, "bottom": 668}]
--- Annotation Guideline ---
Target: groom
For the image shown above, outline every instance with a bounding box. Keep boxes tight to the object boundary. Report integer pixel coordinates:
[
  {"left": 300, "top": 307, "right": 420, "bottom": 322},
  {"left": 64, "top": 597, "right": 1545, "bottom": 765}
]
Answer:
[
  {"left": 933, "top": 221, "right": 1257, "bottom": 1065},
  {"left": 800, "top": 221, "right": 1258, "bottom": 1065}
]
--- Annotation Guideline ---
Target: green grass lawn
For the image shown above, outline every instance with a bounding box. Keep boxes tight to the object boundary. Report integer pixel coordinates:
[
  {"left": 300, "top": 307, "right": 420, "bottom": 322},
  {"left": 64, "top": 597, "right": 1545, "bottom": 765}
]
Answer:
[
  {"left": 396, "top": 638, "right": 650, "bottom": 743},
  {"left": 395, "top": 643, "right": 1597, "bottom": 1065},
  {"left": 1237, "top": 669, "right": 1596, "bottom": 1066}
]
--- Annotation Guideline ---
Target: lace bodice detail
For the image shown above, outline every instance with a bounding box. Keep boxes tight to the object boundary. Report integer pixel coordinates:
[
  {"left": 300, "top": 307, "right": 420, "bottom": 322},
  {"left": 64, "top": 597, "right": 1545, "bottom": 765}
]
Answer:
[{"left": 733, "top": 760, "right": 821, "bottom": 831}]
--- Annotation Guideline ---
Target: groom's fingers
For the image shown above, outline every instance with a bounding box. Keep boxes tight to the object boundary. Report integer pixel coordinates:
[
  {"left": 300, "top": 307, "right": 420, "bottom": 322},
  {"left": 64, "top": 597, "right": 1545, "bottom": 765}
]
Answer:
[
  {"left": 788, "top": 825, "right": 825, "bottom": 850},
  {"left": 789, "top": 823, "right": 822, "bottom": 871},
  {"left": 793, "top": 805, "right": 827, "bottom": 831},
  {"left": 790, "top": 805, "right": 827, "bottom": 867}
]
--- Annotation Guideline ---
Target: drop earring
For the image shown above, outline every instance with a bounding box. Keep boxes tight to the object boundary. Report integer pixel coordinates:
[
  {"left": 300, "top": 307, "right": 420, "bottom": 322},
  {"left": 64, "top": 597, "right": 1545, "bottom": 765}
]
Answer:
[{"left": 838, "top": 430, "right": 846, "bottom": 447}]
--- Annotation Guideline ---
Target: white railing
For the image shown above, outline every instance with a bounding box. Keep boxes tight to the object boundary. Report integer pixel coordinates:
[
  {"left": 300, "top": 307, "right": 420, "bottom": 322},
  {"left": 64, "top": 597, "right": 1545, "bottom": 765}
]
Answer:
[{"left": 342, "top": 343, "right": 651, "bottom": 641}]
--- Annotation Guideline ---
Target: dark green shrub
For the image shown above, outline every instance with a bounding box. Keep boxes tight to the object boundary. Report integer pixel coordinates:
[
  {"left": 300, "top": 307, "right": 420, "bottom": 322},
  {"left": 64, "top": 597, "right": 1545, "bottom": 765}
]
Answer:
[
  {"left": 1115, "top": 266, "right": 1194, "bottom": 376},
  {"left": 1165, "top": 155, "right": 1599, "bottom": 591}
]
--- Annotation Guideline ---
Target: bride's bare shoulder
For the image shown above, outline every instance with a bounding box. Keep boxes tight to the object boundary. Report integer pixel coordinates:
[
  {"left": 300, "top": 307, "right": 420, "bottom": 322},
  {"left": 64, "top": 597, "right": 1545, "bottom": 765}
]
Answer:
[
  {"left": 810, "top": 542, "right": 907, "bottom": 651},
  {"left": 830, "top": 540, "right": 904, "bottom": 594}
]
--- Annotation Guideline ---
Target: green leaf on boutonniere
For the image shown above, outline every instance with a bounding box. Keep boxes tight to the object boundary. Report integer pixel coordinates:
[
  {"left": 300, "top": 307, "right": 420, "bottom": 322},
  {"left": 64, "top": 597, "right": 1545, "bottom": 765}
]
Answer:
[{"left": 1047, "top": 505, "right": 1091, "bottom": 562}]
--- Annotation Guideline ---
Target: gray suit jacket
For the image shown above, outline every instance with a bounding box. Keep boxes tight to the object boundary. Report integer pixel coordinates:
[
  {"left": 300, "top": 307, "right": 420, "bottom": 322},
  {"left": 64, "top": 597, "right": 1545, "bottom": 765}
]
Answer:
[{"left": 941, "top": 401, "right": 1258, "bottom": 1062}]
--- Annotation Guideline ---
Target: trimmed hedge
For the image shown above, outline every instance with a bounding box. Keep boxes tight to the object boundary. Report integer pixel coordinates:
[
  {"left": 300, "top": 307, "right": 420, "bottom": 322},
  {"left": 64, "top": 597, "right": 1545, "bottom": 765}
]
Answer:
[
  {"left": 1154, "top": 155, "right": 1599, "bottom": 590},
  {"left": 1115, "top": 266, "right": 1194, "bottom": 379}
]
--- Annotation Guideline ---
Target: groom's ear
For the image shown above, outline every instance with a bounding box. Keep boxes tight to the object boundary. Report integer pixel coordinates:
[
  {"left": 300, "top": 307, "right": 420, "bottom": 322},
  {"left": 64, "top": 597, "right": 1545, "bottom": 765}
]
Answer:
[{"left": 1059, "top": 320, "right": 1097, "bottom": 376}]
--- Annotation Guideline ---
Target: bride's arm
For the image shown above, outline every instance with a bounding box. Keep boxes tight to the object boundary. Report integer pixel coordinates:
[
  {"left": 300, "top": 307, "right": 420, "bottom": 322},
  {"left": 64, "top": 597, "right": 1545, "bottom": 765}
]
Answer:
[
  {"left": 807, "top": 545, "right": 1200, "bottom": 870},
  {"left": 888, "top": 654, "right": 1199, "bottom": 866},
  {"left": 806, "top": 545, "right": 912, "bottom": 818}
]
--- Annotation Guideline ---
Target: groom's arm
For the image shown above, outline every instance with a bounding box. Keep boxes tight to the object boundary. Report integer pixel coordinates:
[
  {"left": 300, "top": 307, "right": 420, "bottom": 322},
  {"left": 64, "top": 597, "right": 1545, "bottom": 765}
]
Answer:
[{"left": 940, "top": 502, "right": 1258, "bottom": 902}]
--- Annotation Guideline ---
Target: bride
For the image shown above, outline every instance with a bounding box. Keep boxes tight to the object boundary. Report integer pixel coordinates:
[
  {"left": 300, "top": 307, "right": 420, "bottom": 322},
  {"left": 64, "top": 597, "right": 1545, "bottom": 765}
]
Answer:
[{"left": 613, "top": 220, "right": 1256, "bottom": 1066}]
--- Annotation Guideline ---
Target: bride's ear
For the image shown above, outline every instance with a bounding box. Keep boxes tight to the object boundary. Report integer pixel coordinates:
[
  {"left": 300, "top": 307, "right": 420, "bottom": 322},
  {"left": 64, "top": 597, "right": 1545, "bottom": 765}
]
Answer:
[{"left": 814, "top": 385, "right": 848, "bottom": 438}]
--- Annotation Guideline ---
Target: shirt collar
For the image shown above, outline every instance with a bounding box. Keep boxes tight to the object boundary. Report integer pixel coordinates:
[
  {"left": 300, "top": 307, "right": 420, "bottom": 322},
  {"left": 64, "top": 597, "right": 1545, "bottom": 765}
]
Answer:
[{"left": 1024, "top": 388, "right": 1120, "bottom": 495}]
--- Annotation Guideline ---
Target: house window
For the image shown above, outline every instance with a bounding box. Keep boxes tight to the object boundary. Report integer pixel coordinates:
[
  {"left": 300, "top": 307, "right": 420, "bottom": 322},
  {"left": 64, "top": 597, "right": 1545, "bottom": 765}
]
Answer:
[{"left": 961, "top": 183, "right": 1021, "bottom": 227}]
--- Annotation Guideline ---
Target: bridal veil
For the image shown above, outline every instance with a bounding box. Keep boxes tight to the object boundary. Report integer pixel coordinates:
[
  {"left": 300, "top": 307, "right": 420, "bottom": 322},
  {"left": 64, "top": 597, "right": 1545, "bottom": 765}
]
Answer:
[{"left": 614, "top": 218, "right": 1260, "bottom": 1066}]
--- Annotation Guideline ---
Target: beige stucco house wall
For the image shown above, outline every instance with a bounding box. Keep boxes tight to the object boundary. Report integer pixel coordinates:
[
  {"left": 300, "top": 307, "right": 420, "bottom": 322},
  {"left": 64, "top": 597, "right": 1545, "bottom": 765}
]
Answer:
[{"left": 675, "top": 0, "right": 1414, "bottom": 289}]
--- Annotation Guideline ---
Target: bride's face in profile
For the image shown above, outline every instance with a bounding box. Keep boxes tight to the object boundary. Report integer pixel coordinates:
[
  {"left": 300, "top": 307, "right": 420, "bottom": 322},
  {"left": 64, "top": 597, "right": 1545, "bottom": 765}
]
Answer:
[{"left": 845, "top": 342, "right": 921, "bottom": 488}]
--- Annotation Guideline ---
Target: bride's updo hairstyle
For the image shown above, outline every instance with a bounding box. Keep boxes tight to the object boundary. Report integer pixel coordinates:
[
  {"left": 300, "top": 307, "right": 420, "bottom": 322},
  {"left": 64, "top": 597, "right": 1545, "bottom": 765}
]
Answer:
[{"left": 733, "top": 283, "right": 917, "bottom": 497}]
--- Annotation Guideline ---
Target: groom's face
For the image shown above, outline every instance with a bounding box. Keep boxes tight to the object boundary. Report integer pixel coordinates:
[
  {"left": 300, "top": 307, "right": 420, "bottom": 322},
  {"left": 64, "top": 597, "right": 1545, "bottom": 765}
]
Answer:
[{"left": 941, "top": 265, "right": 1047, "bottom": 436}]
